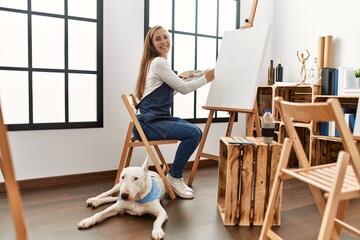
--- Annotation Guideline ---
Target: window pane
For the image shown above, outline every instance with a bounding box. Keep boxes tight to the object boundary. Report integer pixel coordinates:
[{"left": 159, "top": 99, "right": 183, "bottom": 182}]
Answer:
[
  {"left": 68, "top": 20, "right": 97, "bottom": 71},
  {"left": 174, "top": 0, "right": 195, "bottom": 33},
  {"left": 32, "top": 15, "right": 64, "bottom": 69},
  {"left": 173, "top": 34, "right": 195, "bottom": 73},
  {"left": 68, "top": 0, "right": 97, "bottom": 19},
  {"left": 0, "top": 71, "right": 29, "bottom": 124},
  {"left": 32, "top": 72, "right": 65, "bottom": 123},
  {"left": 31, "top": 0, "right": 64, "bottom": 15},
  {"left": 174, "top": 93, "right": 194, "bottom": 118},
  {"left": 149, "top": 0, "right": 172, "bottom": 29},
  {"left": 69, "top": 73, "right": 97, "bottom": 122},
  {"left": 219, "top": 0, "right": 237, "bottom": 36},
  {"left": 0, "top": 0, "right": 27, "bottom": 9},
  {"left": 0, "top": 11, "right": 28, "bottom": 67},
  {"left": 198, "top": 0, "right": 217, "bottom": 36}
]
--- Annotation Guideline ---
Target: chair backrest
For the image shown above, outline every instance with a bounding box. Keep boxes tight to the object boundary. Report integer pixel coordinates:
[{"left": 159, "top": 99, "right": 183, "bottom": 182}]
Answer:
[
  {"left": 121, "top": 94, "right": 151, "bottom": 143},
  {"left": 276, "top": 96, "right": 360, "bottom": 184}
]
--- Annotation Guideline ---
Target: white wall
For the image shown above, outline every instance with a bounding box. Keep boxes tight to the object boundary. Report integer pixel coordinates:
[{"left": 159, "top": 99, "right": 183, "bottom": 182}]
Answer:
[
  {"left": 4, "top": 0, "right": 359, "bottom": 182},
  {"left": 273, "top": 0, "right": 360, "bottom": 82}
]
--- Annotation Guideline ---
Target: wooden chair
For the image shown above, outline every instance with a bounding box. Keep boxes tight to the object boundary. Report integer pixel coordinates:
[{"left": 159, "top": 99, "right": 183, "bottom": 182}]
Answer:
[
  {"left": 115, "top": 94, "right": 178, "bottom": 200},
  {"left": 0, "top": 105, "right": 28, "bottom": 240},
  {"left": 260, "top": 97, "right": 360, "bottom": 240}
]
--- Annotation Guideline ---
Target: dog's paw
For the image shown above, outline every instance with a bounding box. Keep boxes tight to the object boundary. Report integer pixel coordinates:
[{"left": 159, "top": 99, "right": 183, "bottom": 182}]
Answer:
[
  {"left": 86, "top": 197, "right": 100, "bottom": 207},
  {"left": 152, "top": 228, "right": 165, "bottom": 240},
  {"left": 78, "top": 218, "right": 96, "bottom": 229}
]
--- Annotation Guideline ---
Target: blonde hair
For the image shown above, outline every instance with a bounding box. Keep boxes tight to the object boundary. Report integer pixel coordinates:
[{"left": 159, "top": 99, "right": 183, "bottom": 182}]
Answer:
[{"left": 135, "top": 25, "right": 164, "bottom": 100}]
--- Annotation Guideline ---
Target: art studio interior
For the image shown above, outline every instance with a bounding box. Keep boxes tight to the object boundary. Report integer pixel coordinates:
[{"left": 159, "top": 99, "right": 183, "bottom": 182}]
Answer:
[{"left": 1, "top": 0, "right": 360, "bottom": 239}]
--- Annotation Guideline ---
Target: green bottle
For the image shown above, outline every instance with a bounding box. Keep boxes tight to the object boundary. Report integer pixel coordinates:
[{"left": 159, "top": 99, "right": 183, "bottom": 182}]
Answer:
[{"left": 268, "top": 60, "right": 275, "bottom": 85}]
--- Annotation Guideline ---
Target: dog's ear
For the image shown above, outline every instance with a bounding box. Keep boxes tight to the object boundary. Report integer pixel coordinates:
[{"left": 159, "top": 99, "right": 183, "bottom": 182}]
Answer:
[{"left": 141, "top": 156, "right": 149, "bottom": 172}]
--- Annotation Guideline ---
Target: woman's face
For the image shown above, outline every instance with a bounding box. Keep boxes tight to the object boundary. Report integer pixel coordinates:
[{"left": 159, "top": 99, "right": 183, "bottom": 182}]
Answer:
[{"left": 152, "top": 28, "right": 171, "bottom": 58}]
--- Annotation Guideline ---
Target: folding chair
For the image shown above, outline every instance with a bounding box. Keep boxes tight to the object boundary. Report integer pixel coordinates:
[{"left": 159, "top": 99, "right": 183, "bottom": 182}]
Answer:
[
  {"left": 115, "top": 94, "right": 178, "bottom": 200},
  {"left": 260, "top": 97, "right": 360, "bottom": 240},
  {"left": 0, "top": 105, "right": 27, "bottom": 240}
]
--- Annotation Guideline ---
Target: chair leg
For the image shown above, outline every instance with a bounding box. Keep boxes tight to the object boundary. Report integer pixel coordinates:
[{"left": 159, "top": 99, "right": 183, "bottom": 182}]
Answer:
[
  {"left": 0, "top": 123, "right": 28, "bottom": 239},
  {"left": 147, "top": 150, "right": 176, "bottom": 200},
  {"left": 334, "top": 200, "right": 349, "bottom": 235},
  {"left": 317, "top": 151, "right": 349, "bottom": 240},
  {"left": 115, "top": 122, "right": 133, "bottom": 185},
  {"left": 260, "top": 138, "right": 293, "bottom": 240},
  {"left": 153, "top": 145, "right": 170, "bottom": 174},
  {"left": 125, "top": 146, "right": 134, "bottom": 168}
]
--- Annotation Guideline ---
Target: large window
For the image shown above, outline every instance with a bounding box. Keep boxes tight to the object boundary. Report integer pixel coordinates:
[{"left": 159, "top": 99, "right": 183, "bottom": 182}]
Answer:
[
  {"left": 0, "top": 0, "right": 103, "bottom": 131},
  {"left": 145, "top": 0, "right": 240, "bottom": 123}
]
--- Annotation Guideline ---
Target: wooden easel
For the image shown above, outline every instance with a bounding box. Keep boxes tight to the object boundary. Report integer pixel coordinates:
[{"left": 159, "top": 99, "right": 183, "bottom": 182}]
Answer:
[
  {"left": 0, "top": 105, "right": 28, "bottom": 240},
  {"left": 240, "top": 0, "right": 259, "bottom": 29},
  {"left": 188, "top": 103, "right": 261, "bottom": 186},
  {"left": 187, "top": 0, "right": 260, "bottom": 186}
]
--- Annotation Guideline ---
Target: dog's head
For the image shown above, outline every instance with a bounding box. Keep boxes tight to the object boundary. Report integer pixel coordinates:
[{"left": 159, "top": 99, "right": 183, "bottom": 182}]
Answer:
[{"left": 119, "top": 158, "right": 150, "bottom": 201}]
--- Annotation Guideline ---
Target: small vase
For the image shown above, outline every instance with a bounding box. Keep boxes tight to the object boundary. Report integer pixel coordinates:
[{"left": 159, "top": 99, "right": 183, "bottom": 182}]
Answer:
[{"left": 356, "top": 78, "right": 360, "bottom": 88}]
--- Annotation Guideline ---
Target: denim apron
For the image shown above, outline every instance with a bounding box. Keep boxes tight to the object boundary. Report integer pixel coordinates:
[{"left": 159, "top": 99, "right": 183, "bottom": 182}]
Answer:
[{"left": 135, "top": 83, "right": 184, "bottom": 138}]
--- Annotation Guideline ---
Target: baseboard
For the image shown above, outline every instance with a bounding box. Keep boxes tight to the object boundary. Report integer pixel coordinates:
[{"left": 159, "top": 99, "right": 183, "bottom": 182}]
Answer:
[{"left": 0, "top": 159, "right": 217, "bottom": 193}]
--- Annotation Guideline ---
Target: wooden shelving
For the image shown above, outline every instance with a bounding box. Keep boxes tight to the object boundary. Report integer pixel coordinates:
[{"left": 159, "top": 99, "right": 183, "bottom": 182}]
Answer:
[{"left": 256, "top": 85, "right": 359, "bottom": 166}]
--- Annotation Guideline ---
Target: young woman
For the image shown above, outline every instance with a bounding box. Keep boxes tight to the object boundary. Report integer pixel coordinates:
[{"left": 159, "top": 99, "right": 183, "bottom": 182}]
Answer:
[{"left": 134, "top": 25, "right": 215, "bottom": 199}]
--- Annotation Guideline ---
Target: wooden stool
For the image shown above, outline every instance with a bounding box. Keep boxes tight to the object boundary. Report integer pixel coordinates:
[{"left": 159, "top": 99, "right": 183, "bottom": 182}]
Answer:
[{"left": 217, "top": 136, "right": 282, "bottom": 226}]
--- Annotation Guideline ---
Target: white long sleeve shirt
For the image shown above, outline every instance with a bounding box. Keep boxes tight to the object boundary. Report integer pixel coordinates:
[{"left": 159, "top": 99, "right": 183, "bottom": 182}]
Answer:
[{"left": 142, "top": 57, "right": 208, "bottom": 99}]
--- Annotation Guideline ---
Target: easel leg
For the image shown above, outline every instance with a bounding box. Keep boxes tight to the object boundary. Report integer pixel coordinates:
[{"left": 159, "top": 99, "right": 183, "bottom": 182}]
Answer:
[
  {"left": 226, "top": 112, "right": 236, "bottom": 137},
  {"left": 188, "top": 110, "right": 215, "bottom": 186}
]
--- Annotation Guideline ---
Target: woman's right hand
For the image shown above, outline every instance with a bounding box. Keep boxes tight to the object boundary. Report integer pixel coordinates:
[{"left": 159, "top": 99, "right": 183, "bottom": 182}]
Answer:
[{"left": 204, "top": 69, "right": 215, "bottom": 83}]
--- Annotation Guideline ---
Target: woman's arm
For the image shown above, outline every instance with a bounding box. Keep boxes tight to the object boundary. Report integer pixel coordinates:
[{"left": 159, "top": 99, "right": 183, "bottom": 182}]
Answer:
[{"left": 152, "top": 57, "right": 211, "bottom": 95}]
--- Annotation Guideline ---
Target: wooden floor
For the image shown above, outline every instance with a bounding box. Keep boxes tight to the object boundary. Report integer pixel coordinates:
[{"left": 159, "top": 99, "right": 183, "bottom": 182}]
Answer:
[{"left": 1, "top": 165, "right": 360, "bottom": 240}]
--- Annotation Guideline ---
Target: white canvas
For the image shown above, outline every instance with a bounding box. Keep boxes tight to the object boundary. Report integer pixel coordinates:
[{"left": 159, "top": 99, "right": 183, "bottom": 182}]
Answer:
[{"left": 206, "top": 24, "right": 271, "bottom": 110}]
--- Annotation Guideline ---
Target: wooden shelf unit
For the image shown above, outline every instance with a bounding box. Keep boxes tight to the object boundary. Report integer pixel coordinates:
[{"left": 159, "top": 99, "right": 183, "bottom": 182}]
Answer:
[
  {"left": 311, "top": 95, "right": 359, "bottom": 165},
  {"left": 256, "top": 85, "right": 359, "bottom": 166},
  {"left": 257, "top": 84, "right": 320, "bottom": 166}
]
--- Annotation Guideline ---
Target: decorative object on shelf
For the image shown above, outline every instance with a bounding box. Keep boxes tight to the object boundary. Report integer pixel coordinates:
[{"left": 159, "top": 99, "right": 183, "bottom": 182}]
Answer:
[
  {"left": 354, "top": 68, "right": 360, "bottom": 88},
  {"left": 305, "top": 58, "right": 321, "bottom": 85},
  {"left": 297, "top": 49, "right": 310, "bottom": 84}
]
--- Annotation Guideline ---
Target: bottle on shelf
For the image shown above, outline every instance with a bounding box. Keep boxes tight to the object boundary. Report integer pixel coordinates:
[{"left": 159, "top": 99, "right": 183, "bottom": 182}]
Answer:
[
  {"left": 268, "top": 60, "right": 275, "bottom": 85},
  {"left": 261, "top": 109, "right": 275, "bottom": 144},
  {"left": 312, "top": 58, "right": 321, "bottom": 85},
  {"left": 276, "top": 57, "right": 283, "bottom": 82}
]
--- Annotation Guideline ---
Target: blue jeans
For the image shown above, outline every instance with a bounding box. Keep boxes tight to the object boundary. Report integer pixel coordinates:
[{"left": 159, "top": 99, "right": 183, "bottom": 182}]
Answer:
[{"left": 133, "top": 120, "right": 202, "bottom": 178}]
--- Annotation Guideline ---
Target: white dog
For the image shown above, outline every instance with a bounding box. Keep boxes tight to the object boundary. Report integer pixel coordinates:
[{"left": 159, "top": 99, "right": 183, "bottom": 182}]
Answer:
[{"left": 78, "top": 158, "right": 168, "bottom": 240}]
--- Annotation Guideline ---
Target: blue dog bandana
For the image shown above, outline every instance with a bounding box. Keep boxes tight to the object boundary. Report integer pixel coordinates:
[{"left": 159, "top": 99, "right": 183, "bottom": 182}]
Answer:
[{"left": 136, "top": 178, "right": 162, "bottom": 203}]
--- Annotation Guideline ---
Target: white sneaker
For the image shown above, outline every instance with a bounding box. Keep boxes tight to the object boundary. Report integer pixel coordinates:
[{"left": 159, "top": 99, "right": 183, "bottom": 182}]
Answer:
[
  {"left": 180, "top": 177, "right": 194, "bottom": 193},
  {"left": 166, "top": 174, "right": 194, "bottom": 199}
]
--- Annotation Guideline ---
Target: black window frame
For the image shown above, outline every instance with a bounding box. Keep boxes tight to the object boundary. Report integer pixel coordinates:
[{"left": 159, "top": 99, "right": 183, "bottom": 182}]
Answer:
[{"left": 0, "top": 0, "right": 103, "bottom": 131}]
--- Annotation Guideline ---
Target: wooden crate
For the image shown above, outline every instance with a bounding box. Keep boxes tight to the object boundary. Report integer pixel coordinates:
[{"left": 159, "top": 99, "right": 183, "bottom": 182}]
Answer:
[
  {"left": 273, "top": 85, "right": 320, "bottom": 120},
  {"left": 279, "top": 123, "right": 311, "bottom": 168},
  {"left": 311, "top": 137, "right": 344, "bottom": 166},
  {"left": 218, "top": 136, "right": 282, "bottom": 226}
]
